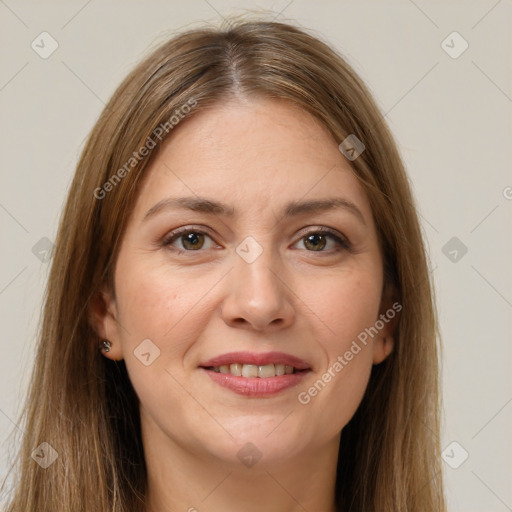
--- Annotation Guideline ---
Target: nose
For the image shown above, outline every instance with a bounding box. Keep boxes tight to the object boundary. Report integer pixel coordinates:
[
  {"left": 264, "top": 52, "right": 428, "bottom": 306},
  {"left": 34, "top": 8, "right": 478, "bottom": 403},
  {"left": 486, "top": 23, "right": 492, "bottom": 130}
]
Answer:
[{"left": 220, "top": 247, "right": 295, "bottom": 332}]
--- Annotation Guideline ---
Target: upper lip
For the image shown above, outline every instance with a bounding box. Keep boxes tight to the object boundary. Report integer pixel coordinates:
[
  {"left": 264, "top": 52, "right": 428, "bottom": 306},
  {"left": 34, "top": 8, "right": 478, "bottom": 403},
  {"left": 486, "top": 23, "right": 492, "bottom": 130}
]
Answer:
[{"left": 200, "top": 351, "right": 311, "bottom": 370}]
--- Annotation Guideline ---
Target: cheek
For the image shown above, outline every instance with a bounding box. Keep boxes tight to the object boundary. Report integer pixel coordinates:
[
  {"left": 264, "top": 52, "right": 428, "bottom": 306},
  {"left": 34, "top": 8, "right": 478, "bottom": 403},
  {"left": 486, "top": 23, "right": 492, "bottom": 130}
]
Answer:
[
  {"left": 294, "top": 269, "right": 381, "bottom": 432},
  {"left": 303, "top": 265, "right": 382, "bottom": 356},
  {"left": 114, "top": 257, "right": 216, "bottom": 345},
  {"left": 112, "top": 259, "right": 215, "bottom": 430}
]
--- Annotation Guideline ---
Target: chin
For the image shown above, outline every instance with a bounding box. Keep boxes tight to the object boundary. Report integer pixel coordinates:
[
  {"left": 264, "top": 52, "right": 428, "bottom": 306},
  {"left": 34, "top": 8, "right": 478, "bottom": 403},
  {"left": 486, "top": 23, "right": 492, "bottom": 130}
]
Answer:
[{"left": 199, "top": 419, "right": 307, "bottom": 465}]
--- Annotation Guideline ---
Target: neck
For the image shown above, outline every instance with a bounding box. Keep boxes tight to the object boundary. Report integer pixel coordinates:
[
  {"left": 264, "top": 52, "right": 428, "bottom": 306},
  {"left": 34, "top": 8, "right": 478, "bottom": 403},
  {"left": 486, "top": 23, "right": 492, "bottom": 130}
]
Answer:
[{"left": 141, "top": 414, "right": 340, "bottom": 512}]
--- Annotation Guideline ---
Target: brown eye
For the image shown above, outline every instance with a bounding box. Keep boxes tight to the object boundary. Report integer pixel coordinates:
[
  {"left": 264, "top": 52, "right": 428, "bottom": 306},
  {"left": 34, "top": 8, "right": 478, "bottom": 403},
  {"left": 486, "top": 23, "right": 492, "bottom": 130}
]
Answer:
[
  {"left": 180, "top": 232, "right": 205, "bottom": 250},
  {"left": 303, "top": 233, "right": 327, "bottom": 251},
  {"left": 162, "top": 229, "right": 216, "bottom": 252},
  {"left": 295, "top": 229, "right": 350, "bottom": 253}
]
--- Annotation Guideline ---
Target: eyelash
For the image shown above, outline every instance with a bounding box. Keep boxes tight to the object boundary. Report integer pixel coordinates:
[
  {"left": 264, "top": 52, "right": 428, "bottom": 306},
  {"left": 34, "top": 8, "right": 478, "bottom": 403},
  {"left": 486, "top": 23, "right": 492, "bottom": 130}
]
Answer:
[{"left": 161, "top": 226, "right": 351, "bottom": 255}]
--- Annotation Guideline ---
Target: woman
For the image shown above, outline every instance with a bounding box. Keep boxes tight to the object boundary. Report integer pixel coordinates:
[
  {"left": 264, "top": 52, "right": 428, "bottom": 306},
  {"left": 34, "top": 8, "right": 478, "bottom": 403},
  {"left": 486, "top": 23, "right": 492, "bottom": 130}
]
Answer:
[{"left": 3, "top": 19, "right": 446, "bottom": 511}]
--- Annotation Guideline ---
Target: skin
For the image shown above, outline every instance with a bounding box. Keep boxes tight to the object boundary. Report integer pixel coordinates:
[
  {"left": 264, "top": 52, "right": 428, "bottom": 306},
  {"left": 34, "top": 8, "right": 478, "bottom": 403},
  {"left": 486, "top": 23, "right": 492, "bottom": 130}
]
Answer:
[{"left": 93, "top": 96, "right": 395, "bottom": 512}]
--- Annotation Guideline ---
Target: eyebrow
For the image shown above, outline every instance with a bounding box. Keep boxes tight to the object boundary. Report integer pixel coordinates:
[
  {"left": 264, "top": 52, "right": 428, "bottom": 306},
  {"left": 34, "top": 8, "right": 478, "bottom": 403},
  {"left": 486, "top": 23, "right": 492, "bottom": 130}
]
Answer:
[{"left": 142, "top": 196, "right": 366, "bottom": 225}]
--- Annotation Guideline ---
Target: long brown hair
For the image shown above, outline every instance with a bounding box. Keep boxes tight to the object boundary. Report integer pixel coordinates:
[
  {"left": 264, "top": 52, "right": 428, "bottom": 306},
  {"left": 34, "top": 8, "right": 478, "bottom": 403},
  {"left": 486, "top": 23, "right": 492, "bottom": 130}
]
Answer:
[{"left": 2, "top": 18, "right": 445, "bottom": 511}]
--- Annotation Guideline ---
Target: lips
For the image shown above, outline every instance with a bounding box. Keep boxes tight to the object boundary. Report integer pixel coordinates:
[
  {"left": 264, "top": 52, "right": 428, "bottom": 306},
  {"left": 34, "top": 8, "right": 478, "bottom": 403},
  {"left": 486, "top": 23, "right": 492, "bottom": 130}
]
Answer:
[
  {"left": 199, "top": 351, "right": 312, "bottom": 397},
  {"left": 199, "top": 351, "right": 311, "bottom": 371}
]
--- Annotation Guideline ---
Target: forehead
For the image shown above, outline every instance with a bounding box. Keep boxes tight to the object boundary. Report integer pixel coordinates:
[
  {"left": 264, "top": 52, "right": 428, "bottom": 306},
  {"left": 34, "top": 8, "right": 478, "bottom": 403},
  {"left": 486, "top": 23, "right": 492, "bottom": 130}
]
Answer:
[{"left": 131, "top": 97, "right": 373, "bottom": 223}]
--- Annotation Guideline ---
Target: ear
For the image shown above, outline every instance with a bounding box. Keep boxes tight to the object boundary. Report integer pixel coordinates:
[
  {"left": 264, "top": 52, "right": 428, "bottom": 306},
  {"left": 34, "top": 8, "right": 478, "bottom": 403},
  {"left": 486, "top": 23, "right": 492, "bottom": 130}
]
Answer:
[
  {"left": 88, "top": 284, "right": 124, "bottom": 361},
  {"left": 372, "top": 281, "right": 400, "bottom": 365}
]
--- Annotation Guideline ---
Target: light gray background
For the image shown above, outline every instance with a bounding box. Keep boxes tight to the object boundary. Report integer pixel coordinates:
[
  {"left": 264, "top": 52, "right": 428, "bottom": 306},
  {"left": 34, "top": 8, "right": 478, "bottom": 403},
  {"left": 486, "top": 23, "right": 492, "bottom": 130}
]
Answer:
[{"left": 1, "top": 1, "right": 511, "bottom": 510}]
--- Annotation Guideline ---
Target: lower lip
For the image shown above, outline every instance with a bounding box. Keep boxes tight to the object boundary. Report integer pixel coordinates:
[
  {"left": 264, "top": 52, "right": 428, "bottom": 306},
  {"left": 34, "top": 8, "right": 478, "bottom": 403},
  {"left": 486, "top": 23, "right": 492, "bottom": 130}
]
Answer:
[{"left": 201, "top": 368, "right": 310, "bottom": 397}]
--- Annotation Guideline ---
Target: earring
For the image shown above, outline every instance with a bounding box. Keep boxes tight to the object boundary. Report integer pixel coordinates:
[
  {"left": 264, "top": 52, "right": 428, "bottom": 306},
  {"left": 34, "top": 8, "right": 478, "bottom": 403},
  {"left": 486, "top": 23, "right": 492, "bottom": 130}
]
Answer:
[{"left": 100, "top": 339, "right": 111, "bottom": 353}]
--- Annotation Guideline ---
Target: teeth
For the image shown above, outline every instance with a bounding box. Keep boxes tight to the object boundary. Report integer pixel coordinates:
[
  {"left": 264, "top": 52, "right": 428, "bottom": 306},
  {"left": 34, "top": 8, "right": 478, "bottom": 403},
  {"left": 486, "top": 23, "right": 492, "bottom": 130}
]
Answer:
[
  {"left": 209, "top": 363, "right": 301, "bottom": 378},
  {"left": 241, "top": 364, "right": 258, "bottom": 378},
  {"left": 230, "top": 363, "right": 242, "bottom": 376},
  {"left": 258, "top": 364, "right": 275, "bottom": 378}
]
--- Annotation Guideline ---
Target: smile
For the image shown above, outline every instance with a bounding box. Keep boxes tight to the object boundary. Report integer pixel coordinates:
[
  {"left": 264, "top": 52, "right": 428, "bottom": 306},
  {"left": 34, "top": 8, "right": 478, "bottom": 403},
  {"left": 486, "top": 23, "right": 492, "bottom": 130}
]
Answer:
[{"left": 206, "top": 363, "right": 302, "bottom": 378}]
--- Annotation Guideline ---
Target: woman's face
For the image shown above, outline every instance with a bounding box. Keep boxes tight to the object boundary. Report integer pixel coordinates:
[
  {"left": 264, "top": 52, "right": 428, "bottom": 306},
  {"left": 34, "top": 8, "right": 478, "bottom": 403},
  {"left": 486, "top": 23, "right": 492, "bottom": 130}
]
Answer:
[{"left": 96, "top": 97, "right": 395, "bottom": 467}]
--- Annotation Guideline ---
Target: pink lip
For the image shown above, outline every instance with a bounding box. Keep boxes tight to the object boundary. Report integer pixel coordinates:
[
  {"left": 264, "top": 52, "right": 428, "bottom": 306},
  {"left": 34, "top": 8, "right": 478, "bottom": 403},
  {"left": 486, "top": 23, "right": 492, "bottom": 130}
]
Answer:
[
  {"left": 199, "top": 351, "right": 311, "bottom": 370},
  {"left": 199, "top": 351, "right": 311, "bottom": 398},
  {"left": 201, "top": 368, "right": 310, "bottom": 397}
]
